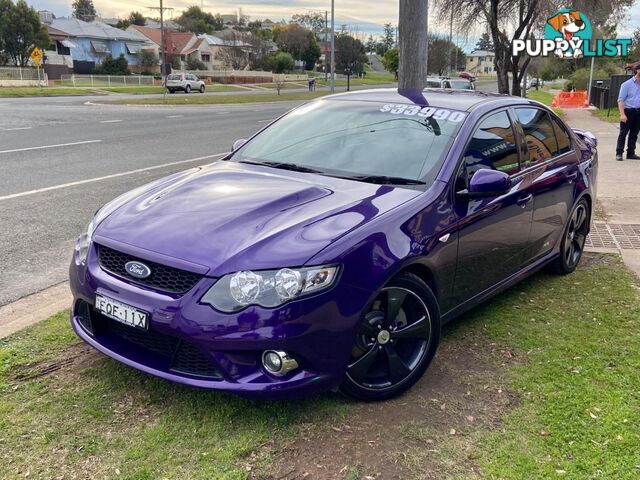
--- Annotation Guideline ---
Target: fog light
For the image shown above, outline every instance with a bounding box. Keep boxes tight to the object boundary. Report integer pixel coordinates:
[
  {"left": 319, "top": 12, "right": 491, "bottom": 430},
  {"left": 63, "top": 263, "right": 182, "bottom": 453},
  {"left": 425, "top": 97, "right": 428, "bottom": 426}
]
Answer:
[{"left": 262, "top": 350, "right": 299, "bottom": 377}]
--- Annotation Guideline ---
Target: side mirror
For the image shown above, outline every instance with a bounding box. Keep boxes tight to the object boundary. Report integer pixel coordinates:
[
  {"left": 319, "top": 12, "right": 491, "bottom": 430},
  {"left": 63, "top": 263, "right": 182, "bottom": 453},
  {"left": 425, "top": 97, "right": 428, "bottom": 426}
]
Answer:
[
  {"left": 458, "top": 169, "right": 512, "bottom": 198},
  {"left": 572, "top": 128, "right": 598, "bottom": 147},
  {"left": 232, "top": 139, "right": 247, "bottom": 151}
]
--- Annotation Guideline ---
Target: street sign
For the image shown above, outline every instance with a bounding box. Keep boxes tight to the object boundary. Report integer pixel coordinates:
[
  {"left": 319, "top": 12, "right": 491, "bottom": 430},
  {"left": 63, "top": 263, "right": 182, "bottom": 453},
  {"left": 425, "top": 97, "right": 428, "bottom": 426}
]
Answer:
[{"left": 30, "top": 48, "right": 43, "bottom": 66}]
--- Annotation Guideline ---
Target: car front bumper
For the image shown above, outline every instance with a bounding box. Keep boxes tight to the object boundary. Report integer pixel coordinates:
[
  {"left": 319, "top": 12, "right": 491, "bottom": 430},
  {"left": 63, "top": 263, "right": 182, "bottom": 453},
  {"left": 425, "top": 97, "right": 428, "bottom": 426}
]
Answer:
[{"left": 69, "top": 242, "right": 372, "bottom": 399}]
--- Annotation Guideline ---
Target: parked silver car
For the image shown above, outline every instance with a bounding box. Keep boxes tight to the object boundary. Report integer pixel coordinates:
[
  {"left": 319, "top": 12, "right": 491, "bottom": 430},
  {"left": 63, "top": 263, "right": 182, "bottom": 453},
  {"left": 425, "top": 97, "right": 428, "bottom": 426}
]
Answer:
[
  {"left": 165, "top": 73, "right": 206, "bottom": 94},
  {"left": 425, "top": 77, "right": 452, "bottom": 88}
]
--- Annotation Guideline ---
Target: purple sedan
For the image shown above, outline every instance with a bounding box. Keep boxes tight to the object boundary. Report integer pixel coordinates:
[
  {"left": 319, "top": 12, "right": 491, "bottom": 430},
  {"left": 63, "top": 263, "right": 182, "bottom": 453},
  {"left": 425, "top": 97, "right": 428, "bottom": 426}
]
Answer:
[{"left": 70, "top": 89, "right": 598, "bottom": 400}]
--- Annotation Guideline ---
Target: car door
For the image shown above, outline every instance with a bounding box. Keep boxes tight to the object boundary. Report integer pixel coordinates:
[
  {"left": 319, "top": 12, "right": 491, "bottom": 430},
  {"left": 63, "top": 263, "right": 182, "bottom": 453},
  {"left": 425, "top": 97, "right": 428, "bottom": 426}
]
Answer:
[
  {"left": 513, "top": 107, "right": 579, "bottom": 264},
  {"left": 451, "top": 109, "right": 534, "bottom": 305}
]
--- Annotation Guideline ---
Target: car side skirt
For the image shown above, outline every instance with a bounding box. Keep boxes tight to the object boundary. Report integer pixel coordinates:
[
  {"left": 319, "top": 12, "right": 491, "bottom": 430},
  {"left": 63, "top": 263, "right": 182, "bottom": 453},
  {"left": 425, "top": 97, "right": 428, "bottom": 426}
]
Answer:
[{"left": 441, "top": 249, "right": 559, "bottom": 323}]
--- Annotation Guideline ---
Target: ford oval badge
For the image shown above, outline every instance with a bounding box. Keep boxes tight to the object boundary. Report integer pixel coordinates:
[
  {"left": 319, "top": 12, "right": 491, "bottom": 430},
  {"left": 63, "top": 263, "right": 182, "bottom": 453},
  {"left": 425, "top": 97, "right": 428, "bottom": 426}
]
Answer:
[{"left": 125, "top": 261, "right": 152, "bottom": 279}]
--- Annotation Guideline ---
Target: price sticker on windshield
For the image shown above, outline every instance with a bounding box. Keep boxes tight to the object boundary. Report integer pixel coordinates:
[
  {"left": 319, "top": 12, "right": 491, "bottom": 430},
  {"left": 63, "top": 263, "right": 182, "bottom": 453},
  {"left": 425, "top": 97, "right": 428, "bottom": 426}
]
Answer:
[{"left": 379, "top": 104, "right": 466, "bottom": 123}]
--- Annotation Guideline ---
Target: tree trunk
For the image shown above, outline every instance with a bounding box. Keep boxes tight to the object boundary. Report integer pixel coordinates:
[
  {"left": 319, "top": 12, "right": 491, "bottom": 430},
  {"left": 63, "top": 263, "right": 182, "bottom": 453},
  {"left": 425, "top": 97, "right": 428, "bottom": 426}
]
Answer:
[
  {"left": 398, "top": 0, "right": 428, "bottom": 95},
  {"left": 511, "top": 62, "right": 521, "bottom": 97}
]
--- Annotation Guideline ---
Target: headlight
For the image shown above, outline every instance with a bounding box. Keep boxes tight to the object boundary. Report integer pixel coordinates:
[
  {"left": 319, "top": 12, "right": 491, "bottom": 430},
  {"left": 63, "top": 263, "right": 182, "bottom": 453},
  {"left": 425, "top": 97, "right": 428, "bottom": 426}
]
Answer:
[
  {"left": 74, "top": 219, "right": 95, "bottom": 266},
  {"left": 201, "top": 265, "right": 339, "bottom": 312}
]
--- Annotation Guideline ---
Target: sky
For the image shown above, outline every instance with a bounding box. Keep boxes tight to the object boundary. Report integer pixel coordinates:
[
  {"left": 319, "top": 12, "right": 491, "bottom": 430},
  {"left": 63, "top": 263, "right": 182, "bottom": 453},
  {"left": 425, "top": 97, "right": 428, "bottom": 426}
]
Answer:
[{"left": 26, "top": 0, "right": 640, "bottom": 43}]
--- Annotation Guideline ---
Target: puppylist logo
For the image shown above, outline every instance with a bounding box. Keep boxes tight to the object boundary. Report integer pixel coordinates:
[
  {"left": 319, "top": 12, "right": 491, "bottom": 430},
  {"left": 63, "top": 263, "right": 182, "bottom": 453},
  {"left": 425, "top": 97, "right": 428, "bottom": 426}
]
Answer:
[{"left": 513, "top": 9, "right": 631, "bottom": 58}]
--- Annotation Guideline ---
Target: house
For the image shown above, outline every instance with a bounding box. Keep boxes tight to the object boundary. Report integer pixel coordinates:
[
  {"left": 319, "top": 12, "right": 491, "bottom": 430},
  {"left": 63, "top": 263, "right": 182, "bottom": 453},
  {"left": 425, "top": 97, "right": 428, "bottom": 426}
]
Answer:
[
  {"left": 42, "top": 25, "right": 76, "bottom": 79},
  {"left": 128, "top": 25, "right": 205, "bottom": 71},
  {"left": 466, "top": 50, "right": 495, "bottom": 75},
  {"left": 260, "top": 18, "right": 287, "bottom": 30},
  {"left": 46, "top": 17, "right": 147, "bottom": 73}
]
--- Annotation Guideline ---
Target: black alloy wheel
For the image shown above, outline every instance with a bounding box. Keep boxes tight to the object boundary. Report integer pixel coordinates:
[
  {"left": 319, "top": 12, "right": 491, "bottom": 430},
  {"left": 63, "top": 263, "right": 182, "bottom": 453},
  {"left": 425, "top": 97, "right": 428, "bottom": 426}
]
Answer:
[
  {"left": 185, "top": 84, "right": 191, "bottom": 94},
  {"left": 340, "top": 272, "right": 440, "bottom": 401},
  {"left": 553, "top": 199, "right": 590, "bottom": 275}
]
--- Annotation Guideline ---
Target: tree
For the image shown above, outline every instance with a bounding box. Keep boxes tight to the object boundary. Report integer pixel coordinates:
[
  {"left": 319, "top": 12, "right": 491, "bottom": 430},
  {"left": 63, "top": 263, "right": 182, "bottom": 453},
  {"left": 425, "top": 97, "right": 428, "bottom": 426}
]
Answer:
[
  {"left": 475, "top": 32, "right": 493, "bottom": 51},
  {"left": 434, "top": 0, "right": 635, "bottom": 96},
  {"left": 381, "top": 23, "right": 395, "bottom": 55},
  {"left": 94, "top": 54, "right": 129, "bottom": 74},
  {"left": 128, "top": 11, "right": 146, "bottom": 26},
  {"left": 115, "top": 19, "right": 130, "bottom": 30},
  {"left": 301, "top": 31, "right": 321, "bottom": 70},
  {"left": 291, "top": 11, "right": 325, "bottom": 37},
  {"left": 139, "top": 50, "right": 159, "bottom": 70},
  {"left": 628, "top": 27, "right": 640, "bottom": 61},
  {"left": 274, "top": 24, "right": 310, "bottom": 60},
  {"left": 186, "top": 56, "right": 206, "bottom": 70},
  {"left": 72, "top": 0, "right": 96, "bottom": 22},
  {"left": 365, "top": 35, "right": 377, "bottom": 54},
  {"left": 0, "top": 0, "right": 50, "bottom": 67},
  {"left": 217, "top": 30, "right": 250, "bottom": 69},
  {"left": 426, "top": 35, "right": 465, "bottom": 75},
  {"left": 335, "top": 34, "right": 368, "bottom": 74},
  {"left": 382, "top": 47, "right": 399, "bottom": 76},
  {"left": 398, "top": 0, "right": 427, "bottom": 94},
  {"left": 265, "top": 52, "right": 295, "bottom": 73},
  {"left": 177, "top": 7, "right": 223, "bottom": 34}
]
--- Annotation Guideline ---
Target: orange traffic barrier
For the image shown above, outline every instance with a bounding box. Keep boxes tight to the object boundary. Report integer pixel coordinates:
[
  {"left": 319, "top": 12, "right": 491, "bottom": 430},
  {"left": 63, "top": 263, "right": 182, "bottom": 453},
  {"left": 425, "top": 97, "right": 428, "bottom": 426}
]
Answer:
[{"left": 551, "top": 90, "right": 589, "bottom": 109}]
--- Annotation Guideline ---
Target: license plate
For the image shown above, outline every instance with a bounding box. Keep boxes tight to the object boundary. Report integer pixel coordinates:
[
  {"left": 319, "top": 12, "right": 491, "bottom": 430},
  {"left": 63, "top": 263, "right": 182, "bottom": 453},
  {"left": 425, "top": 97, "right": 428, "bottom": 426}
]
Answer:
[{"left": 95, "top": 294, "right": 148, "bottom": 330}]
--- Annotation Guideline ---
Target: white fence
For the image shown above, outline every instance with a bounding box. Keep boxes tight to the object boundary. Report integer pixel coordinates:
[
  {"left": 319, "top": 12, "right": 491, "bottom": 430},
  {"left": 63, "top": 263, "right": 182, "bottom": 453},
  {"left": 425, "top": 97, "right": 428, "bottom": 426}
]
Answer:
[
  {"left": 182, "top": 69, "right": 308, "bottom": 83},
  {"left": 59, "top": 74, "right": 155, "bottom": 87},
  {"left": 0, "top": 66, "right": 48, "bottom": 86}
]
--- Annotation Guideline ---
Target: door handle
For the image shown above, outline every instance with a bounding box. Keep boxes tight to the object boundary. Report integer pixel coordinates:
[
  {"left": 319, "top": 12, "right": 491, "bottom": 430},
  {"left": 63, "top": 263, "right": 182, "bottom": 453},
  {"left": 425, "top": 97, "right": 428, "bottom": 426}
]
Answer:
[
  {"left": 516, "top": 193, "right": 533, "bottom": 207},
  {"left": 566, "top": 171, "right": 579, "bottom": 182}
]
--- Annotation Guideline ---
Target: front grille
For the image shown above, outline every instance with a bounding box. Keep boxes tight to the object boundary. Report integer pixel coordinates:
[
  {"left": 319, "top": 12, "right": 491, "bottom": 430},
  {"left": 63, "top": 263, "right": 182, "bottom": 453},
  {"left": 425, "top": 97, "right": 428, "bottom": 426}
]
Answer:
[
  {"left": 75, "top": 302, "right": 222, "bottom": 380},
  {"left": 97, "top": 244, "right": 203, "bottom": 294}
]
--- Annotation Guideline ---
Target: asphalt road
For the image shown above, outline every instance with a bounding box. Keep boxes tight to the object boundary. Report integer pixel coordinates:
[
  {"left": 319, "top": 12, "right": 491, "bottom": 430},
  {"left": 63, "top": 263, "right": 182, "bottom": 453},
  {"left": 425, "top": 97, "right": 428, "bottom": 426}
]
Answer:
[
  {"left": 0, "top": 96, "right": 300, "bottom": 305},
  {"left": 0, "top": 81, "right": 500, "bottom": 306}
]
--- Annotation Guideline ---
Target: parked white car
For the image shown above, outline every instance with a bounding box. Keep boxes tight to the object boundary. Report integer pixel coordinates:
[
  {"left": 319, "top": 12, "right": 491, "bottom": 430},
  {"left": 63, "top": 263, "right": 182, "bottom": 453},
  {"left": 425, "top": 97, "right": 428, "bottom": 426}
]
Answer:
[{"left": 165, "top": 73, "right": 206, "bottom": 94}]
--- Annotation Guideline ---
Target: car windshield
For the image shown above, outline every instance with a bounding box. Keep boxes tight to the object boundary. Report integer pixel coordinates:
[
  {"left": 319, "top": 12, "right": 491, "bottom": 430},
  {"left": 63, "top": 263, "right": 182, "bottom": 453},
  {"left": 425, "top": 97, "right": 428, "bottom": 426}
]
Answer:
[
  {"left": 230, "top": 100, "right": 467, "bottom": 186},
  {"left": 450, "top": 80, "right": 472, "bottom": 89},
  {"left": 426, "top": 80, "right": 443, "bottom": 87}
]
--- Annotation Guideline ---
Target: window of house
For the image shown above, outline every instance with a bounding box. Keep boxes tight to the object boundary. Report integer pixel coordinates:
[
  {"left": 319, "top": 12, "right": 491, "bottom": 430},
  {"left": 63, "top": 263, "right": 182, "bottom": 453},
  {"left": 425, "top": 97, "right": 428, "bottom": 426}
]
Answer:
[
  {"left": 201, "top": 53, "right": 211, "bottom": 62},
  {"left": 56, "top": 41, "right": 71, "bottom": 56},
  {"left": 515, "top": 108, "right": 559, "bottom": 167}
]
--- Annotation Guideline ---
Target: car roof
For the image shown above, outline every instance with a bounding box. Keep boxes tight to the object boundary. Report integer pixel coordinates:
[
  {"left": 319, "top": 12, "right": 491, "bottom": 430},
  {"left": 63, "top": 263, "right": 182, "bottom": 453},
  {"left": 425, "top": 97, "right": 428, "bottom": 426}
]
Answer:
[{"left": 322, "top": 88, "right": 530, "bottom": 113}]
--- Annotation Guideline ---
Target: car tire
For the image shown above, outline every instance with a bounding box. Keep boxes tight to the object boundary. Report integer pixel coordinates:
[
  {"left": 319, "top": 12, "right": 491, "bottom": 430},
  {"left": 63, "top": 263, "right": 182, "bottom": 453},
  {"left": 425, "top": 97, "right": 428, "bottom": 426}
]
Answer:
[
  {"left": 339, "top": 272, "right": 441, "bottom": 401},
  {"left": 199, "top": 85, "right": 205, "bottom": 94},
  {"left": 168, "top": 89, "right": 175, "bottom": 94},
  {"left": 185, "top": 85, "right": 191, "bottom": 94},
  {"left": 552, "top": 198, "right": 591, "bottom": 275}
]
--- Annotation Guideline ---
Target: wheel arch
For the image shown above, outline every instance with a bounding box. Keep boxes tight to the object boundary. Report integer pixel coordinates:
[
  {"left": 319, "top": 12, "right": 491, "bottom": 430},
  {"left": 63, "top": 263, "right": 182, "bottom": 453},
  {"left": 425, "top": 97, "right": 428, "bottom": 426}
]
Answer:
[{"left": 398, "top": 262, "right": 439, "bottom": 301}]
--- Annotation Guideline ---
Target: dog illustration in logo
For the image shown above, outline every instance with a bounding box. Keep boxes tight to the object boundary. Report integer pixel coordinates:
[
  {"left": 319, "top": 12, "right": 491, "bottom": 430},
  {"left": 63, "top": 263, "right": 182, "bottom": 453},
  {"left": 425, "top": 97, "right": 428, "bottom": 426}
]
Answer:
[{"left": 547, "top": 11, "right": 585, "bottom": 58}]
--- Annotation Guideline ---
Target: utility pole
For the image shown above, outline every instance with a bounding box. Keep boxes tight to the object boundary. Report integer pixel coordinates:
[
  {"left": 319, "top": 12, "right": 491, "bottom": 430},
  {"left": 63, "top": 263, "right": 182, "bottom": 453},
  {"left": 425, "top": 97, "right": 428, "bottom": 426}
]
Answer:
[
  {"left": 448, "top": 5, "right": 453, "bottom": 76},
  {"left": 148, "top": 3, "right": 173, "bottom": 100},
  {"left": 325, "top": 10, "right": 328, "bottom": 82},
  {"left": 398, "top": 0, "right": 428, "bottom": 94},
  {"left": 330, "top": 0, "right": 335, "bottom": 93}
]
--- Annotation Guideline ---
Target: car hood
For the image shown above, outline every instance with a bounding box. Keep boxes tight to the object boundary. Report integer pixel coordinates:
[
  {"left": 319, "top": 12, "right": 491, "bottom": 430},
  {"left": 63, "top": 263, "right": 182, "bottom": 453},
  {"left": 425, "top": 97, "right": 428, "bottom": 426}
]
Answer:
[{"left": 95, "top": 161, "right": 421, "bottom": 276}]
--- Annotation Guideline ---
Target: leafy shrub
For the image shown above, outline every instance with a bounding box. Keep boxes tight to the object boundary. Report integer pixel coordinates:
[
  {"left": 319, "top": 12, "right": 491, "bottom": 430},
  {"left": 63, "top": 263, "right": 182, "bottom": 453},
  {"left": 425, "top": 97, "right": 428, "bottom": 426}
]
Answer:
[
  {"left": 94, "top": 54, "right": 129, "bottom": 75},
  {"left": 263, "top": 52, "right": 295, "bottom": 73}
]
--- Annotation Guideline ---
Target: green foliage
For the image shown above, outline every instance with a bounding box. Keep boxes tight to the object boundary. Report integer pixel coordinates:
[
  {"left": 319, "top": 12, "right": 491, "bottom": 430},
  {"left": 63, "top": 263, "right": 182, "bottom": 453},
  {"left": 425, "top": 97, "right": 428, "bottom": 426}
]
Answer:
[
  {"left": 380, "top": 23, "right": 395, "bottom": 55},
  {"left": 274, "top": 24, "right": 310, "bottom": 59},
  {"left": 381, "top": 47, "right": 399, "bottom": 75},
  {"left": 475, "top": 32, "right": 494, "bottom": 51},
  {"left": 139, "top": 50, "right": 159, "bottom": 68},
  {"left": 565, "top": 67, "right": 612, "bottom": 91},
  {"left": 426, "top": 35, "right": 465, "bottom": 75},
  {"left": 71, "top": 0, "right": 96, "bottom": 22},
  {"left": 176, "top": 6, "right": 223, "bottom": 34},
  {"left": 115, "top": 19, "right": 130, "bottom": 30},
  {"left": 185, "top": 56, "right": 206, "bottom": 71},
  {"left": 0, "top": 0, "right": 50, "bottom": 66},
  {"left": 301, "top": 32, "right": 321, "bottom": 70},
  {"left": 264, "top": 52, "right": 295, "bottom": 73},
  {"left": 128, "top": 11, "right": 146, "bottom": 26},
  {"left": 94, "top": 54, "right": 129, "bottom": 75},
  {"left": 335, "top": 34, "right": 368, "bottom": 74}
]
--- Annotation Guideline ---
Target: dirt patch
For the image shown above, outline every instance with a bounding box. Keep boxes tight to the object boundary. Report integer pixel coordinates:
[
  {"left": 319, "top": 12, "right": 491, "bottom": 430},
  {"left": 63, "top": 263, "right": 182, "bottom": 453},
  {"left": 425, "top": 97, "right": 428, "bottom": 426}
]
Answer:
[
  {"left": 581, "top": 251, "right": 618, "bottom": 268},
  {"left": 10, "top": 342, "right": 103, "bottom": 383},
  {"left": 255, "top": 326, "right": 521, "bottom": 480},
  {"left": 594, "top": 200, "right": 609, "bottom": 223}
]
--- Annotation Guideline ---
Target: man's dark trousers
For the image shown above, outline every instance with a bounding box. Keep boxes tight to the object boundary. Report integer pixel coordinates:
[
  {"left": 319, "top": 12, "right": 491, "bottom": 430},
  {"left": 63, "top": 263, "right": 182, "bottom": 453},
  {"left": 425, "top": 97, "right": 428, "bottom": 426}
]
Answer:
[{"left": 616, "top": 108, "right": 640, "bottom": 156}]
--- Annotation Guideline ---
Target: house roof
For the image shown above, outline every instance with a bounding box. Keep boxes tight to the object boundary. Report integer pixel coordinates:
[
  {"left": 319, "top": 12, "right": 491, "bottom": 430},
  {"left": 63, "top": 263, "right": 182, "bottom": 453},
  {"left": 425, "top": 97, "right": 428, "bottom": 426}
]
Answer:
[
  {"left": 468, "top": 50, "right": 494, "bottom": 57},
  {"left": 50, "top": 17, "right": 142, "bottom": 41},
  {"left": 129, "top": 25, "right": 196, "bottom": 54},
  {"left": 46, "top": 25, "right": 70, "bottom": 40}
]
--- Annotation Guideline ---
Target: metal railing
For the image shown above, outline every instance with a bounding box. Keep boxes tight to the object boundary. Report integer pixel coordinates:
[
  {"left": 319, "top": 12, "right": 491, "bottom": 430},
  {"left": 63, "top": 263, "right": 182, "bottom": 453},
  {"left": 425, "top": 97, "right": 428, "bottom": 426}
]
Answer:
[
  {"left": 0, "top": 66, "right": 45, "bottom": 80},
  {"left": 59, "top": 74, "right": 155, "bottom": 87}
]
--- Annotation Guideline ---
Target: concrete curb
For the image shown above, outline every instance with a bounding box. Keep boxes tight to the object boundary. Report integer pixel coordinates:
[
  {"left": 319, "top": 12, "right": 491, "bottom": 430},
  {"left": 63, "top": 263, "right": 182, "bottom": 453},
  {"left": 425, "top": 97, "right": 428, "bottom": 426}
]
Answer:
[{"left": 0, "top": 282, "right": 71, "bottom": 339}]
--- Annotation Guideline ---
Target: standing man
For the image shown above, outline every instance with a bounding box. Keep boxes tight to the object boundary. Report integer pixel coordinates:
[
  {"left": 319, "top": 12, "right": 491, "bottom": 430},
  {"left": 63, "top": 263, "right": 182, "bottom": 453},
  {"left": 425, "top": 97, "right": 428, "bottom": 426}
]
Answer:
[{"left": 616, "top": 66, "right": 640, "bottom": 161}]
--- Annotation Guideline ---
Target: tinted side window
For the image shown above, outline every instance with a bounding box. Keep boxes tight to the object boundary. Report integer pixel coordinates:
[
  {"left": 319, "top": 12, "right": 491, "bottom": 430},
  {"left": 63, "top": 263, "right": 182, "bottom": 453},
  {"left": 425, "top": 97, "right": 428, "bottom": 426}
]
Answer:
[
  {"left": 515, "top": 108, "right": 559, "bottom": 167},
  {"left": 551, "top": 117, "right": 572, "bottom": 155},
  {"left": 463, "top": 110, "right": 520, "bottom": 179}
]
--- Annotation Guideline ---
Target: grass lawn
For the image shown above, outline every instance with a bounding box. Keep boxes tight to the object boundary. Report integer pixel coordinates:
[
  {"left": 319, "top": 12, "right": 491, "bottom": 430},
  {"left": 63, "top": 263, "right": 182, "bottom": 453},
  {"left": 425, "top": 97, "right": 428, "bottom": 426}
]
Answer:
[
  {"left": 591, "top": 108, "right": 620, "bottom": 123},
  {"left": 109, "top": 91, "right": 328, "bottom": 106},
  {"left": 1, "top": 255, "right": 638, "bottom": 478},
  {"left": 0, "top": 87, "right": 98, "bottom": 97},
  {"left": 526, "top": 89, "right": 555, "bottom": 106}
]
